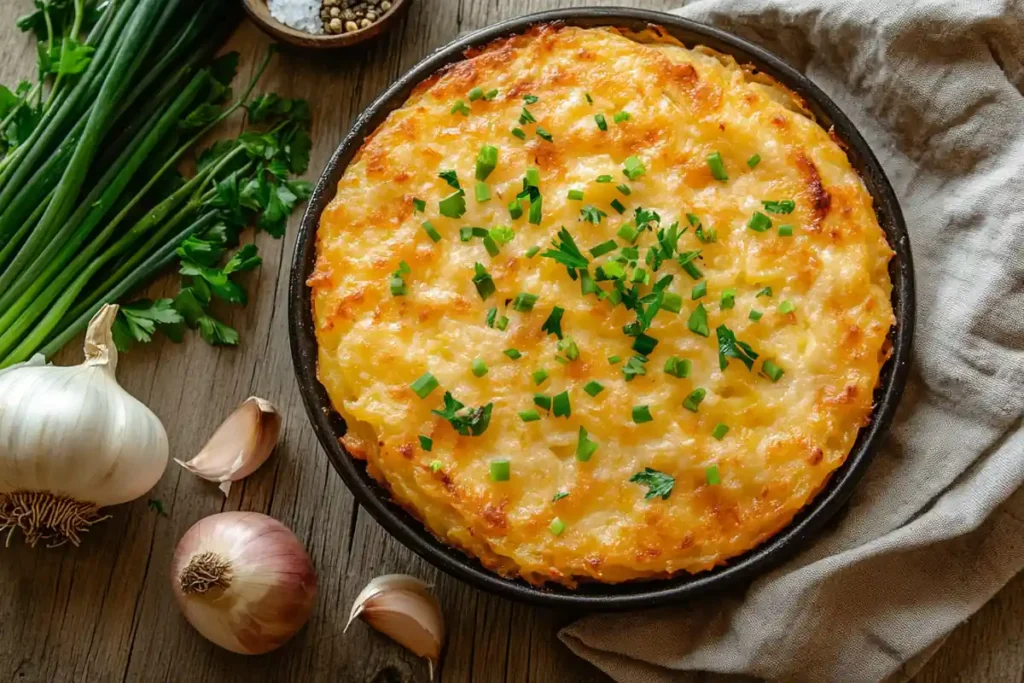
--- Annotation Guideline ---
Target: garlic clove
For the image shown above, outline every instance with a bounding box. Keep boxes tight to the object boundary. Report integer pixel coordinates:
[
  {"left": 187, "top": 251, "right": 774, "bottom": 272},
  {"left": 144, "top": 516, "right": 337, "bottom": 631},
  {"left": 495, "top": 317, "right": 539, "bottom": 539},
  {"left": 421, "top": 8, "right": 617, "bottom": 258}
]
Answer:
[
  {"left": 347, "top": 574, "right": 445, "bottom": 679},
  {"left": 175, "top": 397, "right": 281, "bottom": 495}
]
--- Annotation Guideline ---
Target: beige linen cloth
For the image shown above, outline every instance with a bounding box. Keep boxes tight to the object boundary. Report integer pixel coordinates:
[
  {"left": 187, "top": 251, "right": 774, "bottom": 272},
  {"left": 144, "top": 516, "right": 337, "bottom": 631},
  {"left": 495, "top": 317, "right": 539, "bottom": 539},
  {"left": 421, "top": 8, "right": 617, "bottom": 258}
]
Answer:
[{"left": 560, "top": 1, "right": 1024, "bottom": 681}]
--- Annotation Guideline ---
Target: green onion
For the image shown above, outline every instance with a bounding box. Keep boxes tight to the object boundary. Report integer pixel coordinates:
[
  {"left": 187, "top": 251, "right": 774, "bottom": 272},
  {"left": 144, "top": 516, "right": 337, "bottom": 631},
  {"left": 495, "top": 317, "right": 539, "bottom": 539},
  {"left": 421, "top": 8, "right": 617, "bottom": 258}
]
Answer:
[
  {"left": 528, "top": 195, "right": 543, "bottom": 225},
  {"left": 518, "top": 408, "right": 541, "bottom": 422},
  {"left": 519, "top": 107, "right": 536, "bottom": 124},
  {"left": 616, "top": 185, "right": 632, "bottom": 198},
  {"left": 485, "top": 89, "right": 499, "bottom": 100},
  {"left": 483, "top": 234, "right": 499, "bottom": 256},
  {"left": 490, "top": 459, "right": 511, "bottom": 482},
  {"left": 632, "top": 333, "right": 658, "bottom": 355},
  {"left": 429, "top": 460, "right": 442, "bottom": 472},
  {"left": 503, "top": 348, "right": 522, "bottom": 359},
  {"left": 496, "top": 315, "right": 509, "bottom": 330},
  {"left": 762, "top": 360, "right": 785, "bottom": 382},
  {"left": 576, "top": 426, "right": 599, "bottom": 461},
  {"left": 523, "top": 94, "right": 539, "bottom": 104},
  {"left": 508, "top": 197, "right": 523, "bottom": 219},
  {"left": 616, "top": 223, "right": 639, "bottom": 243},
  {"left": 779, "top": 300, "right": 796, "bottom": 314},
  {"left": 662, "top": 291, "right": 683, "bottom": 313},
  {"left": 614, "top": 111, "right": 631, "bottom": 123},
  {"left": 756, "top": 286, "right": 773, "bottom": 298},
  {"left": 630, "top": 267, "right": 648, "bottom": 284},
  {"left": 705, "top": 464, "right": 721, "bottom": 485},
  {"left": 747, "top": 154, "right": 761, "bottom": 168},
  {"left": 532, "top": 369, "right": 549, "bottom": 385},
  {"left": 678, "top": 250, "right": 703, "bottom": 280},
  {"left": 553, "top": 390, "right": 571, "bottom": 417},
  {"left": 421, "top": 220, "right": 441, "bottom": 242},
  {"left": 511, "top": 292, "right": 538, "bottom": 311},
  {"left": 585, "top": 92, "right": 593, "bottom": 104},
  {"left": 534, "top": 394, "right": 551, "bottom": 412},
  {"left": 608, "top": 355, "right": 622, "bottom": 364},
  {"left": 413, "top": 198, "right": 426, "bottom": 212},
  {"left": 486, "top": 307, "right": 497, "bottom": 327},
  {"left": 567, "top": 189, "right": 585, "bottom": 201},
  {"left": 419, "top": 435, "right": 433, "bottom": 451},
  {"left": 475, "top": 182, "right": 490, "bottom": 203},
  {"left": 450, "top": 99, "right": 471, "bottom": 116},
  {"left": 778, "top": 224, "right": 794, "bottom": 237},
  {"left": 707, "top": 152, "right": 728, "bottom": 181},
  {"left": 683, "top": 387, "right": 707, "bottom": 412},
  {"left": 471, "top": 358, "right": 488, "bottom": 377},
  {"left": 664, "top": 356, "right": 691, "bottom": 378},
  {"left": 459, "top": 227, "right": 473, "bottom": 242},
  {"left": 525, "top": 245, "right": 540, "bottom": 258},
  {"left": 622, "top": 155, "right": 646, "bottom": 180},
  {"left": 762, "top": 199, "right": 795, "bottom": 214},
  {"left": 632, "top": 405, "right": 653, "bottom": 423},
  {"left": 749, "top": 309, "right": 763, "bottom": 321},
  {"left": 536, "top": 127, "right": 553, "bottom": 142},
  {"left": 687, "top": 302, "right": 709, "bottom": 337},
  {"left": 748, "top": 211, "right": 772, "bottom": 232},
  {"left": 596, "top": 174, "right": 613, "bottom": 183},
  {"left": 692, "top": 281, "right": 708, "bottom": 300},
  {"left": 583, "top": 380, "right": 604, "bottom": 397},
  {"left": 472, "top": 262, "right": 495, "bottom": 300},
  {"left": 712, "top": 424, "right": 729, "bottom": 440},
  {"left": 541, "top": 306, "right": 564, "bottom": 339},
  {"left": 589, "top": 239, "right": 617, "bottom": 257},
  {"left": 475, "top": 144, "right": 498, "bottom": 181},
  {"left": 595, "top": 113, "right": 607, "bottom": 130},
  {"left": 610, "top": 198, "right": 626, "bottom": 215},
  {"left": 721, "top": 288, "right": 736, "bottom": 309},
  {"left": 511, "top": 127, "right": 526, "bottom": 140},
  {"left": 468, "top": 87, "right": 485, "bottom": 101},
  {"left": 490, "top": 226, "right": 514, "bottom": 244},
  {"left": 557, "top": 337, "right": 580, "bottom": 361},
  {"left": 410, "top": 372, "right": 439, "bottom": 399},
  {"left": 439, "top": 189, "right": 467, "bottom": 218},
  {"left": 549, "top": 517, "right": 566, "bottom": 535}
]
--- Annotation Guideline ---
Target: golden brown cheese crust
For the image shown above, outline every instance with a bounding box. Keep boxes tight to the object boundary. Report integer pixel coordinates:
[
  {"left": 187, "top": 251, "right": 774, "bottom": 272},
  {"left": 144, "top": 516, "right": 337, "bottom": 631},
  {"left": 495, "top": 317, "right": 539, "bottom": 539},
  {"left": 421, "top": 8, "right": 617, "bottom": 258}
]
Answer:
[{"left": 311, "top": 25, "right": 894, "bottom": 586}]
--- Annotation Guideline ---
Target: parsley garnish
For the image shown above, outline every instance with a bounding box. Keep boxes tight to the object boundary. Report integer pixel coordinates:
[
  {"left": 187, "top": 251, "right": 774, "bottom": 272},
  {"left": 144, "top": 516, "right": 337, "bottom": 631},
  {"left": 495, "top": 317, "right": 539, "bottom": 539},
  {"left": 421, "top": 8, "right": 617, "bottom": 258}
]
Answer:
[
  {"left": 541, "top": 306, "right": 564, "bottom": 339},
  {"left": 432, "top": 392, "right": 493, "bottom": 435},
  {"left": 622, "top": 354, "right": 648, "bottom": 381},
  {"left": 687, "top": 302, "right": 710, "bottom": 337},
  {"left": 553, "top": 390, "right": 571, "bottom": 417},
  {"left": 580, "top": 205, "right": 607, "bottom": 224},
  {"left": 630, "top": 468, "right": 674, "bottom": 499},
  {"left": 147, "top": 499, "right": 168, "bottom": 516},
  {"left": 716, "top": 324, "right": 759, "bottom": 370},
  {"left": 439, "top": 189, "right": 467, "bottom": 218},
  {"left": 438, "top": 169, "right": 460, "bottom": 188},
  {"left": 541, "top": 227, "right": 589, "bottom": 273},
  {"left": 756, "top": 286, "right": 773, "bottom": 298}
]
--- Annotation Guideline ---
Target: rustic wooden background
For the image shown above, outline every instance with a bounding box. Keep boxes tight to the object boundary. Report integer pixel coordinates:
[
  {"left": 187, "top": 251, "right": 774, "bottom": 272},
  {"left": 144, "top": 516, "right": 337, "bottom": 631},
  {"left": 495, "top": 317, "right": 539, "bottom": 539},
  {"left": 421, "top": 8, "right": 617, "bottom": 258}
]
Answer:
[{"left": 0, "top": 1, "right": 1020, "bottom": 682}]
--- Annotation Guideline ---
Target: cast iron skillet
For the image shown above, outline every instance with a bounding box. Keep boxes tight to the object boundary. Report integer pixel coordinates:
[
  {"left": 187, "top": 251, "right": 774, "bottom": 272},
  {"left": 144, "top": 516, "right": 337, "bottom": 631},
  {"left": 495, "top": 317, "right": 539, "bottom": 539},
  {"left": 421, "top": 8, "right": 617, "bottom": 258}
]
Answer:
[{"left": 289, "top": 7, "right": 915, "bottom": 610}]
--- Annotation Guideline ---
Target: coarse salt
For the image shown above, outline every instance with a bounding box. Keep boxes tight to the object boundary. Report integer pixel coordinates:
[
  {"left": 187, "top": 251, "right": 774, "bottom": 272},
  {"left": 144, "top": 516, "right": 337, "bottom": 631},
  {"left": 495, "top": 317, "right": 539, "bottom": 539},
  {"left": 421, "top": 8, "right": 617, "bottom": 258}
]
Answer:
[{"left": 268, "top": 0, "right": 324, "bottom": 35}]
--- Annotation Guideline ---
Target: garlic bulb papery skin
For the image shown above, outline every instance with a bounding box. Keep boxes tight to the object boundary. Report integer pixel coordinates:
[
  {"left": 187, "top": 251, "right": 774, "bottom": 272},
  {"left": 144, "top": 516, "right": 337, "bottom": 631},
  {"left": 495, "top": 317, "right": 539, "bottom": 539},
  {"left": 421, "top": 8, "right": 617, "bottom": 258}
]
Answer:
[
  {"left": 175, "top": 396, "right": 282, "bottom": 496},
  {"left": 0, "top": 305, "right": 168, "bottom": 547},
  {"left": 171, "top": 511, "right": 317, "bottom": 655},
  {"left": 347, "top": 574, "right": 445, "bottom": 679}
]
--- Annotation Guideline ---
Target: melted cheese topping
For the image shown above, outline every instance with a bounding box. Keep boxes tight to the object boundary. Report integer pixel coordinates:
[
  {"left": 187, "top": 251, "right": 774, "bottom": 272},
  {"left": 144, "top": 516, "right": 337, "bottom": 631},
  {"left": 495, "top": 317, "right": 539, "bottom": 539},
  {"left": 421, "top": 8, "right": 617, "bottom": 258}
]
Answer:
[{"left": 311, "top": 25, "right": 894, "bottom": 586}]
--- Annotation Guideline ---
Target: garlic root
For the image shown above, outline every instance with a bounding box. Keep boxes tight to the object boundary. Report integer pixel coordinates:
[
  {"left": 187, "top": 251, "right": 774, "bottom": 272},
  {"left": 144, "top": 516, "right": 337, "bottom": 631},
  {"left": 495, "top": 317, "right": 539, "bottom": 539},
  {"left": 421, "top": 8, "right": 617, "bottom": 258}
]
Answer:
[{"left": 0, "top": 491, "right": 110, "bottom": 548}]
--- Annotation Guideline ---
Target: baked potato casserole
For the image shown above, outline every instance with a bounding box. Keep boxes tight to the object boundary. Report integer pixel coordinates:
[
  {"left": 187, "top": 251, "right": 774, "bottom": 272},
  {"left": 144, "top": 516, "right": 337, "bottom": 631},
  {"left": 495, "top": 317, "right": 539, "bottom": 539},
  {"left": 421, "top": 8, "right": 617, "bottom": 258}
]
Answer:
[{"left": 309, "top": 24, "right": 894, "bottom": 586}]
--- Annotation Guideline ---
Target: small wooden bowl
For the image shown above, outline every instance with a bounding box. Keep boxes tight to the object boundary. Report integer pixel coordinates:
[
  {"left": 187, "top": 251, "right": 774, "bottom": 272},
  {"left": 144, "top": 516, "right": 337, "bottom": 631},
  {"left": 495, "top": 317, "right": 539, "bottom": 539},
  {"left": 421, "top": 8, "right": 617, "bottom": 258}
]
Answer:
[{"left": 241, "top": 0, "right": 409, "bottom": 49}]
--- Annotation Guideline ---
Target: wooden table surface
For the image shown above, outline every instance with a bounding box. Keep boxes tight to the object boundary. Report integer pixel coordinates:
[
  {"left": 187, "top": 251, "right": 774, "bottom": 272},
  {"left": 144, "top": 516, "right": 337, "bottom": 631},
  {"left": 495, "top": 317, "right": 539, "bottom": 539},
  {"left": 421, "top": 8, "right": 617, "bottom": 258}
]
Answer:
[{"left": 1, "top": 1, "right": 1020, "bottom": 682}]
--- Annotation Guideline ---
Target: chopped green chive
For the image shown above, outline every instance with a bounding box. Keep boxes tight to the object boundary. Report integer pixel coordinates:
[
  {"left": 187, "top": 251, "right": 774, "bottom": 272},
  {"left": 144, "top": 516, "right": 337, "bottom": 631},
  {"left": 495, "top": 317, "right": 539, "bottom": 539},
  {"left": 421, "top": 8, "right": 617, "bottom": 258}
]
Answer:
[
  {"left": 541, "top": 306, "right": 564, "bottom": 339},
  {"left": 475, "top": 145, "right": 499, "bottom": 181},
  {"left": 748, "top": 211, "right": 772, "bottom": 232},
  {"left": 717, "top": 323, "right": 759, "bottom": 371},
  {"left": 528, "top": 195, "right": 543, "bottom": 225},
  {"left": 707, "top": 151, "right": 728, "bottom": 181},
  {"left": 512, "top": 292, "right": 539, "bottom": 312},
  {"left": 585, "top": 92, "right": 594, "bottom": 104},
  {"left": 721, "top": 288, "right": 736, "bottom": 309},
  {"left": 747, "top": 154, "right": 761, "bottom": 168},
  {"left": 692, "top": 281, "right": 708, "bottom": 300},
  {"left": 756, "top": 286, "right": 773, "bottom": 298},
  {"left": 536, "top": 127, "right": 554, "bottom": 142},
  {"left": 439, "top": 190, "right": 467, "bottom": 218},
  {"left": 486, "top": 307, "right": 497, "bottom": 327},
  {"left": 490, "top": 459, "right": 511, "bottom": 482},
  {"left": 389, "top": 263, "right": 408, "bottom": 296},
  {"left": 532, "top": 369, "right": 549, "bottom": 386},
  {"left": 762, "top": 360, "right": 785, "bottom": 382},
  {"left": 749, "top": 309, "right": 763, "bottom": 321},
  {"left": 632, "top": 405, "right": 653, "bottom": 423},
  {"left": 518, "top": 408, "right": 541, "bottom": 422},
  {"left": 595, "top": 113, "right": 608, "bottom": 130},
  {"left": 490, "top": 226, "right": 514, "bottom": 244},
  {"left": 485, "top": 88, "right": 499, "bottom": 100},
  {"left": 622, "top": 155, "right": 646, "bottom": 180},
  {"left": 567, "top": 189, "right": 585, "bottom": 201},
  {"left": 678, "top": 250, "right": 703, "bottom": 280},
  {"left": 421, "top": 220, "right": 442, "bottom": 242},
  {"left": 419, "top": 435, "right": 433, "bottom": 451},
  {"left": 763, "top": 199, "right": 795, "bottom": 214},
  {"left": 662, "top": 291, "right": 683, "bottom": 313},
  {"left": 511, "top": 127, "right": 526, "bottom": 140},
  {"left": 549, "top": 517, "right": 566, "bottom": 535},
  {"left": 519, "top": 107, "right": 537, "bottom": 124},
  {"left": 413, "top": 198, "right": 426, "bottom": 212},
  {"left": 616, "top": 183, "right": 632, "bottom": 196},
  {"left": 471, "top": 358, "right": 488, "bottom": 377},
  {"left": 608, "top": 355, "right": 623, "bottom": 364},
  {"left": 525, "top": 245, "right": 540, "bottom": 258},
  {"left": 705, "top": 464, "right": 721, "bottom": 485},
  {"left": 508, "top": 197, "right": 523, "bottom": 219},
  {"left": 712, "top": 424, "right": 729, "bottom": 440},
  {"left": 687, "top": 303, "right": 710, "bottom": 337},
  {"left": 664, "top": 356, "right": 691, "bottom": 378},
  {"left": 482, "top": 237, "right": 499, "bottom": 258},
  {"left": 583, "top": 380, "right": 605, "bottom": 397},
  {"left": 451, "top": 99, "right": 470, "bottom": 116},
  {"left": 630, "top": 266, "right": 648, "bottom": 284},
  {"left": 472, "top": 262, "right": 495, "bottom": 300},
  {"left": 552, "top": 390, "right": 571, "bottom": 418},
  {"left": 557, "top": 337, "right": 580, "bottom": 361},
  {"left": 778, "top": 224, "right": 794, "bottom": 237},
  {"left": 534, "top": 394, "right": 552, "bottom": 412},
  {"left": 632, "top": 333, "right": 658, "bottom": 355},
  {"left": 616, "top": 223, "right": 640, "bottom": 243},
  {"left": 622, "top": 354, "right": 648, "bottom": 381},
  {"left": 524, "top": 94, "right": 539, "bottom": 104},
  {"left": 779, "top": 300, "right": 796, "bottom": 314},
  {"left": 475, "top": 181, "right": 491, "bottom": 203},
  {"left": 429, "top": 459, "right": 442, "bottom": 472},
  {"left": 503, "top": 348, "right": 522, "bottom": 360},
  {"left": 553, "top": 491, "right": 569, "bottom": 502},
  {"left": 610, "top": 198, "right": 627, "bottom": 214},
  {"left": 411, "top": 373, "right": 439, "bottom": 399},
  {"left": 589, "top": 239, "right": 618, "bottom": 258},
  {"left": 576, "top": 426, "right": 599, "bottom": 462},
  {"left": 614, "top": 110, "right": 631, "bottom": 123},
  {"left": 595, "top": 174, "right": 613, "bottom": 183},
  {"left": 468, "top": 87, "right": 484, "bottom": 101},
  {"left": 496, "top": 315, "right": 509, "bottom": 331},
  {"left": 683, "top": 387, "right": 707, "bottom": 412}
]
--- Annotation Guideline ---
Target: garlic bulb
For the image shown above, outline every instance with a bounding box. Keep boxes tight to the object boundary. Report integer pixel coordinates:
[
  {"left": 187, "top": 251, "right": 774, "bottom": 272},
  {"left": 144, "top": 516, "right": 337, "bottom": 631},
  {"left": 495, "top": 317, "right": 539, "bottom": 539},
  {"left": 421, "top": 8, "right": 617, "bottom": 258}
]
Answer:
[
  {"left": 347, "top": 574, "right": 445, "bottom": 679},
  {"left": 175, "top": 396, "right": 281, "bottom": 495},
  {"left": 0, "top": 305, "right": 168, "bottom": 546},
  {"left": 170, "top": 511, "right": 317, "bottom": 654}
]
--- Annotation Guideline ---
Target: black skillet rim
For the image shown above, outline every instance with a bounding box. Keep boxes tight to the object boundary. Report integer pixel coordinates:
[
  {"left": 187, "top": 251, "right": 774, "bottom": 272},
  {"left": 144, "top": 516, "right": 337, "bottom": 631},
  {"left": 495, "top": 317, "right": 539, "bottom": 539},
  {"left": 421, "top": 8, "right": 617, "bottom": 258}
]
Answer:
[{"left": 288, "top": 7, "right": 916, "bottom": 610}]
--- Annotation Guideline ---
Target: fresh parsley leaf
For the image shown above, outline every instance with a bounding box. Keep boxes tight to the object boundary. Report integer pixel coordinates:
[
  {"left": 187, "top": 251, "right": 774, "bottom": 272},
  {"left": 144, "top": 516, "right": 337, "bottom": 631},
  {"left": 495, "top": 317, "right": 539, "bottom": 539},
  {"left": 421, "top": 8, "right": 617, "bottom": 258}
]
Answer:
[
  {"left": 432, "top": 391, "right": 494, "bottom": 436},
  {"left": 147, "top": 498, "right": 169, "bottom": 516},
  {"left": 716, "top": 324, "right": 759, "bottom": 370},
  {"left": 112, "top": 299, "right": 184, "bottom": 352},
  {"left": 580, "top": 205, "right": 607, "bottom": 224},
  {"left": 541, "top": 228, "right": 588, "bottom": 274},
  {"left": 439, "top": 169, "right": 461, "bottom": 189},
  {"left": 630, "top": 468, "right": 675, "bottom": 500},
  {"left": 541, "top": 306, "right": 564, "bottom": 339}
]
